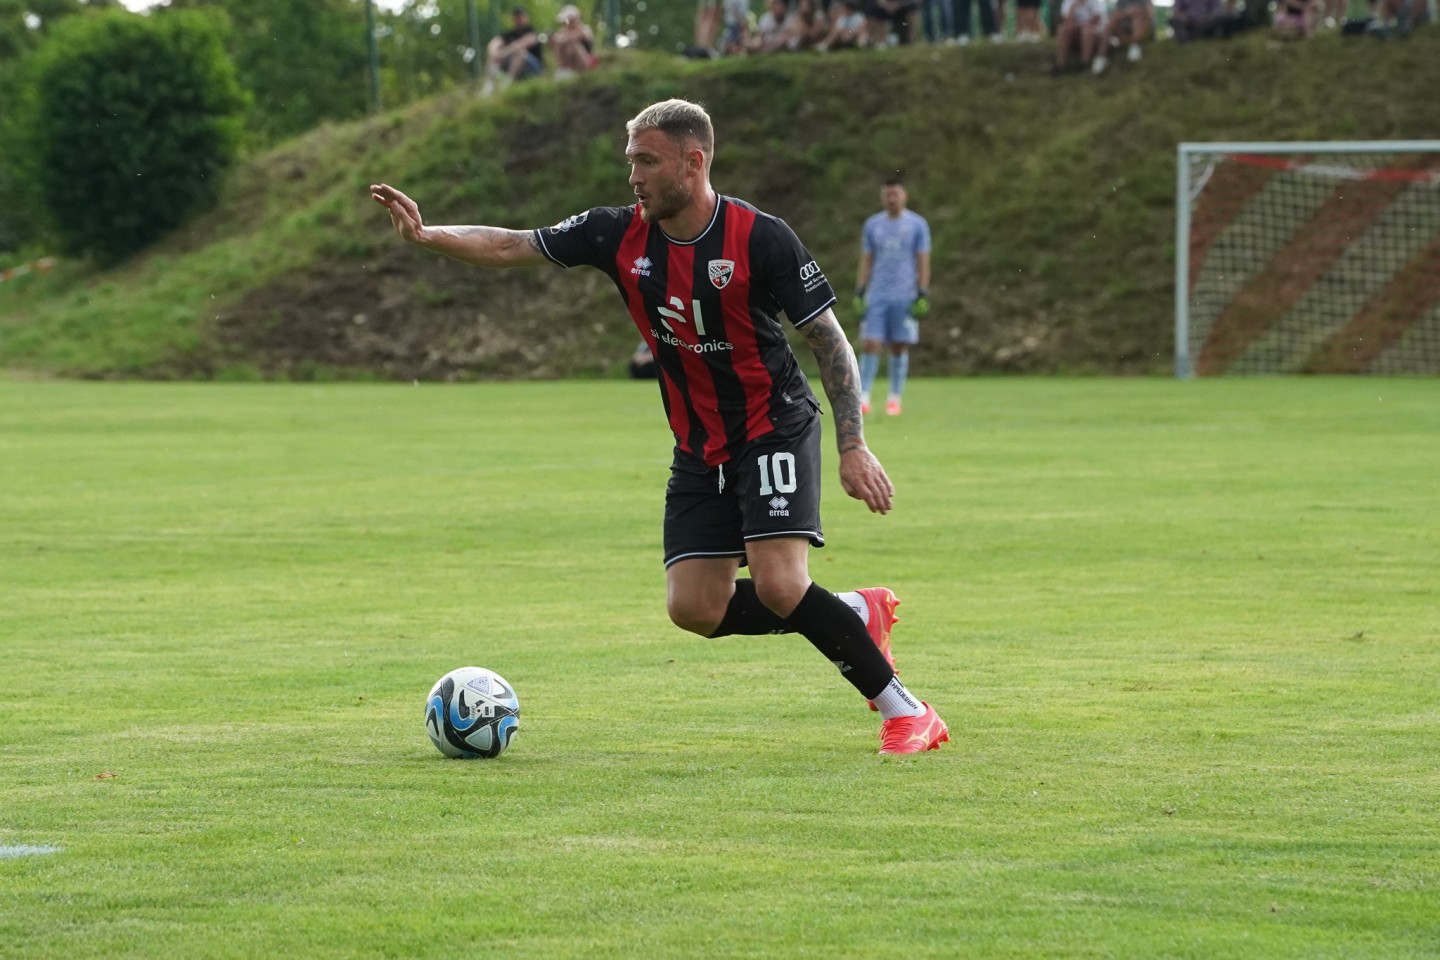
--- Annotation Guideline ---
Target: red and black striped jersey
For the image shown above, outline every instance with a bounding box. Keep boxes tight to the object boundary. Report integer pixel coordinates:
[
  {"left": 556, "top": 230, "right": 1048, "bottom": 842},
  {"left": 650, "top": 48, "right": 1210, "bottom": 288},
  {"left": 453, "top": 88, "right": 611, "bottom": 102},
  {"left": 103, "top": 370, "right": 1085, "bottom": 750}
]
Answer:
[{"left": 534, "top": 196, "right": 836, "bottom": 467}]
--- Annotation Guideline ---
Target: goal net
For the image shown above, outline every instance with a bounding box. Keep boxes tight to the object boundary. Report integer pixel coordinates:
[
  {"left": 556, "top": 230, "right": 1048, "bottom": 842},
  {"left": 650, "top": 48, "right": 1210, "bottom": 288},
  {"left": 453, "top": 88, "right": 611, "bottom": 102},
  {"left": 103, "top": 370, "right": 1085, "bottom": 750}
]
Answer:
[{"left": 1175, "top": 141, "right": 1440, "bottom": 377}]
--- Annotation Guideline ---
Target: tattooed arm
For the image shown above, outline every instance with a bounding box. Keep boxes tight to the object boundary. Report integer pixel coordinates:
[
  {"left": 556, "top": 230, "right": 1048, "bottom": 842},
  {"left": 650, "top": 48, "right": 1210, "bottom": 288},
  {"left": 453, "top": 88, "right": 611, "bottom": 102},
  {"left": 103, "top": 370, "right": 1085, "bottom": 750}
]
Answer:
[
  {"left": 799, "top": 308, "right": 895, "bottom": 515},
  {"left": 370, "top": 183, "right": 546, "bottom": 269}
]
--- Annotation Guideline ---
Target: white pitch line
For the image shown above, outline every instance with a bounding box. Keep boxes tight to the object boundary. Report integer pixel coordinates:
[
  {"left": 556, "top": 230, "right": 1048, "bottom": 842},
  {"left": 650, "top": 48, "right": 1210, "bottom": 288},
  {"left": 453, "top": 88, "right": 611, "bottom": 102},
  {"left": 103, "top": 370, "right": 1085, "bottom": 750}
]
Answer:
[{"left": 0, "top": 845, "right": 62, "bottom": 859}]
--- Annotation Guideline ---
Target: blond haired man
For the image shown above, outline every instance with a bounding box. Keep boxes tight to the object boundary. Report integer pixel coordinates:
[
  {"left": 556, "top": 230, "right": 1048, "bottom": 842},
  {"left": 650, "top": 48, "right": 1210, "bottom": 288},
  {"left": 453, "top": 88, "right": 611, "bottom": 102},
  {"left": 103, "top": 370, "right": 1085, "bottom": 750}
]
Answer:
[{"left": 371, "top": 100, "right": 949, "bottom": 754}]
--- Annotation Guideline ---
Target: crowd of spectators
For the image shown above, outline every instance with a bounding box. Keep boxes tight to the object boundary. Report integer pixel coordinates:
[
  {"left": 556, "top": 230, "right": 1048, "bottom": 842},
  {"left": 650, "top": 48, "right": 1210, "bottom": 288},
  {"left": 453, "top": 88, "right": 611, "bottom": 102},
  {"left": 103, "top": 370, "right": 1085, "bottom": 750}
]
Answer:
[
  {"left": 680, "top": 0, "right": 1432, "bottom": 73},
  {"left": 480, "top": 5, "right": 598, "bottom": 96},
  {"left": 479, "top": 0, "right": 1431, "bottom": 94}
]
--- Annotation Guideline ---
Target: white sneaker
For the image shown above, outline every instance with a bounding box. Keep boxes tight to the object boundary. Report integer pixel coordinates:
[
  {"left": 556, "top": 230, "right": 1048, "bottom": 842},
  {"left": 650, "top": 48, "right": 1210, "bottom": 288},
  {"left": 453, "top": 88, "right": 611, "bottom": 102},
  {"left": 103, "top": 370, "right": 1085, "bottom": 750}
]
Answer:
[
  {"left": 1127, "top": 42, "right": 1142, "bottom": 61},
  {"left": 1091, "top": 54, "right": 1108, "bottom": 74},
  {"left": 956, "top": 33, "right": 972, "bottom": 45},
  {"left": 989, "top": 32, "right": 1005, "bottom": 42}
]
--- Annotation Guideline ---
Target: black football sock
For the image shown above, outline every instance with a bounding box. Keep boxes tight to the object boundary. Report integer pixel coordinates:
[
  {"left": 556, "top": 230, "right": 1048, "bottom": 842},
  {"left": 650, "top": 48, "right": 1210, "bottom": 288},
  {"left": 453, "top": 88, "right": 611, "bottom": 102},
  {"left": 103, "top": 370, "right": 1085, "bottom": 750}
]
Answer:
[
  {"left": 710, "top": 579, "right": 791, "bottom": 637},
  {"left": 785, "top": 582, "right": 895, "bottom": 701}
]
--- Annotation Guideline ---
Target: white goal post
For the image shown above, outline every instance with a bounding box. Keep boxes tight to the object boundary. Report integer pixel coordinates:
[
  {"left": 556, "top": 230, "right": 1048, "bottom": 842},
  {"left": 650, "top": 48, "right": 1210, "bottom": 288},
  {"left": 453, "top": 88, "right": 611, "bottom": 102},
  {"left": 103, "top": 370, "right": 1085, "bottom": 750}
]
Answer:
[{"left": 1175, "top": 141, "right": 1440, "bottom": 378}]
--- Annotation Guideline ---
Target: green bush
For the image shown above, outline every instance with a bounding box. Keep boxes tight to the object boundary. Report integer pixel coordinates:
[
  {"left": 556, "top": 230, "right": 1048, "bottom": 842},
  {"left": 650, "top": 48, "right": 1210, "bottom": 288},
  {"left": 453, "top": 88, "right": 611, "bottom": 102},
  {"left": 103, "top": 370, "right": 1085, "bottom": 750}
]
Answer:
[{"left": 25, "top": 9, "right": 247, "bottom": 264}]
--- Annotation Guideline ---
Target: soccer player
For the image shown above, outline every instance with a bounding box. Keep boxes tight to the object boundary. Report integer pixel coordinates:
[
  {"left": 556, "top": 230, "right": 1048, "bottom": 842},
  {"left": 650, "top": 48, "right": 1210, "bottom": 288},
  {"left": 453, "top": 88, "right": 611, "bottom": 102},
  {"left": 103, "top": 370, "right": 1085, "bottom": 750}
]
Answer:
[
  {"left": 853, "top": 176, "right": 931, "bottom": 417},
  {"left": 370, "top": 99, "right": 948, "bottom": 755}
]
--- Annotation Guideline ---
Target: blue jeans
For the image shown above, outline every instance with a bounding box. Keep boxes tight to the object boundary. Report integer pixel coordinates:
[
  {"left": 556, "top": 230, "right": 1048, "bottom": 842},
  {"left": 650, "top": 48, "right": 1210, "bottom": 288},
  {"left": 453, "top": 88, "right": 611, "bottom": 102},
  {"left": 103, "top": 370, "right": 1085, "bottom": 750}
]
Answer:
[
  {"left": 922, "top": 0, "right": 954, "bottom": 39},
  {"left": 954, "top": 0, "right": 999, "bottom": 36}
]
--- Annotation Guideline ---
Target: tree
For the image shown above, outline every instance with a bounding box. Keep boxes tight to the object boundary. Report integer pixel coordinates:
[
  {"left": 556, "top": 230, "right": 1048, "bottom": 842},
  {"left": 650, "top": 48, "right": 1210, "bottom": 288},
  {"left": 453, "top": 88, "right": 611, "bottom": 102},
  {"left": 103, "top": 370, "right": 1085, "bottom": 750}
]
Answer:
[
  {"left": 141, "top": 0, "right": 369, "bottom": 143},
  {"left": 0, "top": 0, "right": 87, "bottom": 60},
  {"left": 212, "top": 0, "right": 369, "bottom": 142},
  {"left": 0, "top": 0, "right": 118, "bottom": 254},
  {"left": 24, "top": 8, "right": 247, "bottom": 263}
]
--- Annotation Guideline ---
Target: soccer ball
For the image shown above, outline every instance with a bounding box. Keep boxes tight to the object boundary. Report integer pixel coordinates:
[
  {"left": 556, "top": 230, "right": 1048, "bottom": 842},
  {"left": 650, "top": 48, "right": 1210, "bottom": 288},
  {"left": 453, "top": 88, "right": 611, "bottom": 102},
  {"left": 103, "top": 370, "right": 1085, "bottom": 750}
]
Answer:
[{"left": 424, "top": 666, "right": 520, "bottom": 759}]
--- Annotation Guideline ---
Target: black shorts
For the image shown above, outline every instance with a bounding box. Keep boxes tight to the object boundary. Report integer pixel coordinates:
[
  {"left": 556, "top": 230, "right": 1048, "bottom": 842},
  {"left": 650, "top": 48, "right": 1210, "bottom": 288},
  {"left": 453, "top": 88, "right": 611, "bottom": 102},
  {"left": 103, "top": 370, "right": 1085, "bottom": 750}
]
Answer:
[
  {"left": 663, "top": 415, "right": 825, "bottom": 568},
  {"left": 864, "top": 2, "right": 919, "bottom": 23}
]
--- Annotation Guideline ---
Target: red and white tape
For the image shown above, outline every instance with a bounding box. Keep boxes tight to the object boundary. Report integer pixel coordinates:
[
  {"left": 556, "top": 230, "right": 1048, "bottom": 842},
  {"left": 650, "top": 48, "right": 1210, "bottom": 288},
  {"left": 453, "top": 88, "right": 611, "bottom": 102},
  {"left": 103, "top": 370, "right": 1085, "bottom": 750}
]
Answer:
[{"left": 0, "top": 256, "right": 57, "bottom": 284}]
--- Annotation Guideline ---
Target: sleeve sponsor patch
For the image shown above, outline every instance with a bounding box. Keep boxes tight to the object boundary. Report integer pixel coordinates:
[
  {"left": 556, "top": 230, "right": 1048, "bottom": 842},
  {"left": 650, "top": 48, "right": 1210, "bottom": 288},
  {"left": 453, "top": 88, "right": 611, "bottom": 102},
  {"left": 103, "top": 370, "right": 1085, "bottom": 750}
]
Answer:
[
  {"left": 800, "top": 259, "right": 826, "bottom": 295},
  {"left": 550, "top": 210, "right": 590, "bottom": 233}
]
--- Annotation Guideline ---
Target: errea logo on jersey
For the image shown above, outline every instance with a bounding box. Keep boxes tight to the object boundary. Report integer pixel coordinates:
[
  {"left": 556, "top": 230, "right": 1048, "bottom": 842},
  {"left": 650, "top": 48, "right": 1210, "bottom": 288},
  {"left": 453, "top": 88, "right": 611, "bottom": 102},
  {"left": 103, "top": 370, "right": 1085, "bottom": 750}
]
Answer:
[{"left": 631, "top": 256, "right": 653, "bottom": 277}]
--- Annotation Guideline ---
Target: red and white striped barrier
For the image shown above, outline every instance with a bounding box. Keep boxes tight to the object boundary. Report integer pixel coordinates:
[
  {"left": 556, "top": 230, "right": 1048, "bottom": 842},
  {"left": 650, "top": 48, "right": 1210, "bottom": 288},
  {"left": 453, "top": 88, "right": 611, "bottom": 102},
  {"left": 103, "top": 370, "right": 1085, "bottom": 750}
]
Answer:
[
  {"left": 1227, "top": 153, "right": 1440, "bottom": 184},
  {"left": 0, "top": 257, "right": 57, "bottom": 284}
]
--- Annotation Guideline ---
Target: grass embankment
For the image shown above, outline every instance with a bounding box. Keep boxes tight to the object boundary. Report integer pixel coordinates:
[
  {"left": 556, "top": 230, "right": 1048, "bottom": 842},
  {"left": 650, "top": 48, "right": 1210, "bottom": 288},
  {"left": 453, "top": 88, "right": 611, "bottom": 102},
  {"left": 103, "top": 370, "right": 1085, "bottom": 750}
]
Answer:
[
  {"left": 1, "top": 29, "right": 1437, "bottom": 379},
  {"left": 2, "top": 378, "right": 1437, "bottom": 957}
]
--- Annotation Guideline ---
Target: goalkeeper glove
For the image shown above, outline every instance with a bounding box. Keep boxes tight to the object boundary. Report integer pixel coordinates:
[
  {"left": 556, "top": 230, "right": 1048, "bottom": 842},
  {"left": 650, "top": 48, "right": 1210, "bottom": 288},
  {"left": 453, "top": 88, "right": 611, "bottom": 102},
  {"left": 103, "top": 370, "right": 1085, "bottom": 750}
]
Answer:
[
  {"left": 852, "top": 286, "right": 866, "bottom": 316},
  {"left": 911, "top": 288, "right": 930, "bottom": 319}
]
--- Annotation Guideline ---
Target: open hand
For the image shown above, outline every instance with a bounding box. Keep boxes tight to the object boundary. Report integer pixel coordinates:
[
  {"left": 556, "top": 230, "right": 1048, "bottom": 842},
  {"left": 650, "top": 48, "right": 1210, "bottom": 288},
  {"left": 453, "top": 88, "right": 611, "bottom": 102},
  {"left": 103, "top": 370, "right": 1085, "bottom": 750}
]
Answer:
[
  {"left": 370, "top": 183, "right": 426, "bottom": 245},
  {"left": 838, "top": 446, "right": 894, "bottom": 515}
]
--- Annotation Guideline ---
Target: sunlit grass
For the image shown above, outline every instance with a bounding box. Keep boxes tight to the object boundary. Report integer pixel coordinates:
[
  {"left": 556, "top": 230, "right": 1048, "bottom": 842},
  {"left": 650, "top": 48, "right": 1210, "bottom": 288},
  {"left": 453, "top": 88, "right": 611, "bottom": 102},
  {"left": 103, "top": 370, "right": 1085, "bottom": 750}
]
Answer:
[{"left": 1, "top": 377, "right": 1436, "bottom": 958}]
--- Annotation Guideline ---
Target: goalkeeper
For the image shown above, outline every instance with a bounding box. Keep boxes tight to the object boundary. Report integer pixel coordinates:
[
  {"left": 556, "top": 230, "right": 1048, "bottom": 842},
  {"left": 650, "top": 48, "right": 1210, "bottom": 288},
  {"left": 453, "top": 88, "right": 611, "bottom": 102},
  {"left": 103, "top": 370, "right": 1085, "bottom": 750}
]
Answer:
[{"left": 853, "top": 175, "right": 931, "bottom": 417}]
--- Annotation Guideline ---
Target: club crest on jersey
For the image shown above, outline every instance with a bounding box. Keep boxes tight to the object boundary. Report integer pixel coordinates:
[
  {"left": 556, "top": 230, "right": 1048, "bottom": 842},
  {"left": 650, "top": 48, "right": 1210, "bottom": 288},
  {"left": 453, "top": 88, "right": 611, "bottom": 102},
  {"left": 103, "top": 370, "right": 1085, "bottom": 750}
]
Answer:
[{"left": 707, "top": 259, "right": 735, "bottom": 290}]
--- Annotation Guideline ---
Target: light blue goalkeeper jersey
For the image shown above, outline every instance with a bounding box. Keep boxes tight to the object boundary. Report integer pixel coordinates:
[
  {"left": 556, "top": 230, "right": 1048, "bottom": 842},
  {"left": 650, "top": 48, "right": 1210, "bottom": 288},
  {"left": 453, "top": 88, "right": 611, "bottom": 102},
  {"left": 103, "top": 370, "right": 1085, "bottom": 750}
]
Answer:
[{"left": 861, "top": 209, "right": 931, "bottom": 302}]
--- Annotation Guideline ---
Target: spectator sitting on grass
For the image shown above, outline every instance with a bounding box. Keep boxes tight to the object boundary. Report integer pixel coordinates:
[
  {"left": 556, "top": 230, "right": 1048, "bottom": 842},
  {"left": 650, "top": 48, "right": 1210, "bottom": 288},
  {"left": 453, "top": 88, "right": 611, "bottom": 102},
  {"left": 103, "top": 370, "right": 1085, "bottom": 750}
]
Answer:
[
  {"left": 1169, "top": 0, "right": 1228, "bottom": 40},
  {"left": 864, "top": 0, "right": 920, "bottom": 45},
  {"left": 1052, "top": 0, "right": 1106, "bottom": 72},
  {"left": 1092, "top": 0, "right": 1152, "bottom": 72},
  {"left": 482, "top": 7, "right": 544, "bottom": 95},
  {"left": 695, "top": 0, "right": 724, "bottom": 51},
  {"left": 721, "top": 0, "right": 754, "bottom": 54},
  {"left": 922, "top": 0, "right": 957, "bottom": 41},
  {"left": 1271, "top": 0, "right": 1321, "bottom": 38},
  {"left": 953, "top": 0, "right": 1002, "bottom": 45},
  {"left": 817, "top": 0, "right": 871, "bottom": 48},
  {"left": 1013, "top": 0, "right": 1047, "bottom": 39},
  {"left": 550, "top": 4, "right": 597, "bottom": 78},
  {"left": 749, "top": 0, "right": 794, "bottom": 51},
  {"left": 1369, "top": 0, "right": 1431, "bottom": 33},
  {"left": 786, "top": 0, "right": 831, "bottom": 48},
  {"left": 629, "top": 341, "right": 657, "bottom": 379}
]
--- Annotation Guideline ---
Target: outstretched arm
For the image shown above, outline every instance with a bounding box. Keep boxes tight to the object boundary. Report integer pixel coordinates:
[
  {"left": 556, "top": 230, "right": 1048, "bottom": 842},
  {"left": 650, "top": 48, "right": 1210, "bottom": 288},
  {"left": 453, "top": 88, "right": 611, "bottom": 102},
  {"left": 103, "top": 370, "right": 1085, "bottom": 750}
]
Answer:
[
  {"left": 798, "top": 308, "right": 894, "bottom": 515},
  {"left": 370, "top": 183, "right": 547, "bottom": 269}
]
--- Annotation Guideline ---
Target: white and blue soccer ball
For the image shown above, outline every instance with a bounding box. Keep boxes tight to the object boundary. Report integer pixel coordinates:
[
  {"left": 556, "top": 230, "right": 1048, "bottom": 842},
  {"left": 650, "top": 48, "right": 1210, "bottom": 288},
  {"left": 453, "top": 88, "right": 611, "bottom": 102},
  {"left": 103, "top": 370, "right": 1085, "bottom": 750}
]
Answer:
[{"left": 424, "top": 666, "right": 520, "bottom": 759}]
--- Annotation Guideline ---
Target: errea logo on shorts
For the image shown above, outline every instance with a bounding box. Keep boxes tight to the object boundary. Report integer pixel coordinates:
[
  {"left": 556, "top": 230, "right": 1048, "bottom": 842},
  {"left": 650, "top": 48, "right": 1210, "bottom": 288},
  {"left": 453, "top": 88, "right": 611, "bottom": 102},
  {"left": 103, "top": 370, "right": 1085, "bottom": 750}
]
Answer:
[{"left": 768, "top": 496, "right": 790, "bottom": 517}]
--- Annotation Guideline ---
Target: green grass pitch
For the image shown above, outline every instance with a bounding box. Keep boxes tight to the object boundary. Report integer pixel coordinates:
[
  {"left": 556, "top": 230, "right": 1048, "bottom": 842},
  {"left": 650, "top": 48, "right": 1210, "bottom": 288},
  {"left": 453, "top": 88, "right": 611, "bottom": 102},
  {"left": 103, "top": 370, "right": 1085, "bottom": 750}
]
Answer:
[{"left": 1, "top": 377, "right": 1436, "bottom": 959}]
